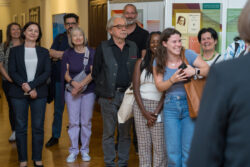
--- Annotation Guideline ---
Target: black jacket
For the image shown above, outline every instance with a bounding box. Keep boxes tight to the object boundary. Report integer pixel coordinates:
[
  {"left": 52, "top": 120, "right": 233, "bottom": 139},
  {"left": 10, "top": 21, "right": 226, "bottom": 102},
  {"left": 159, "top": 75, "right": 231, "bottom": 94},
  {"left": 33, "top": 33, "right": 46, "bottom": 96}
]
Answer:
[
  {"left": 8, "top": 45, "right": 51, "bottom": 98},
  {"left": 92, "top": 39, "right": 137, "bottom": 98},
  {"left": 188, "top": 53, "right": 250, "bottom": 167}
]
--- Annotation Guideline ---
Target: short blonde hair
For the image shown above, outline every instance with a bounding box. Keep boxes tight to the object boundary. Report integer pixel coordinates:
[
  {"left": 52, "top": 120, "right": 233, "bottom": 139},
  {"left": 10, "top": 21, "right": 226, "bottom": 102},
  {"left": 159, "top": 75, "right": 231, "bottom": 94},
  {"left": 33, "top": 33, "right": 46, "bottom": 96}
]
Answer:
[
  {"left": 238, "top": 0, "right": 250, "bottom": 43},
  {"left": 106, "top": 15, "right": 127, "bottom": 31},
  {"left": 68, "top": 27, "right": 87, "bottom": 48}
]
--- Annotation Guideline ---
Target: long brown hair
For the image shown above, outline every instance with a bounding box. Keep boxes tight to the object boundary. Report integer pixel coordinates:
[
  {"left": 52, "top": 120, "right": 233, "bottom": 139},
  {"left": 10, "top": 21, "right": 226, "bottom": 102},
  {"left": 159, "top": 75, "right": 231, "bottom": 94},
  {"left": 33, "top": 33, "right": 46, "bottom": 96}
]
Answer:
[
  {"left": 4, "top": 22, "right": 22, "bottom": 53},
  {"left": 155, "top": 28, "right": 182, "bottom": 74}
]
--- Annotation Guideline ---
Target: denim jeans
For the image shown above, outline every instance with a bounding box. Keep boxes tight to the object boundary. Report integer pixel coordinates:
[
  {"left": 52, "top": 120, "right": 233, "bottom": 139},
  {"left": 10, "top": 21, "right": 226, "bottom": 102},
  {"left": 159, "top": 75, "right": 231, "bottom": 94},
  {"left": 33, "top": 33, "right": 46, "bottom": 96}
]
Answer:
[
  {"left": 98, "top": 91, "right": 132, "bottom": 167},
  {"left": 11, "top": 97, "right": 47, "bottom": 162},
  {"left": 2, "top": 80, "right": 15, "bottom": 131},
  {"left": 163, "top": 94, "right": 195, "bottom": 167},
  {"left": 52, "top": 82, "right": 65, "bottom": 138}
]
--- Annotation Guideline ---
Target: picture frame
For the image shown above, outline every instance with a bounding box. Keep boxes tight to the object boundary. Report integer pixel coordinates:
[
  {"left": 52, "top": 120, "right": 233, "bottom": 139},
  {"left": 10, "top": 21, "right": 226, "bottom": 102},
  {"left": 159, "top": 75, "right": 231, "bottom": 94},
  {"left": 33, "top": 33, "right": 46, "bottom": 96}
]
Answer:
[{"left": 29, "top": 6, "right": 40, "bottom": 24}]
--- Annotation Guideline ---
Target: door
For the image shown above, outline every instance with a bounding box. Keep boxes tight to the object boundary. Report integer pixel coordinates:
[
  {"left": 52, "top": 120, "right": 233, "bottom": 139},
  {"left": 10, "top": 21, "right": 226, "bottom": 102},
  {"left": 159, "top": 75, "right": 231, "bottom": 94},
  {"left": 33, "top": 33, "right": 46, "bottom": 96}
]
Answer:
[{"left": 89, "top": 0, "right": 107, "bottom": 48}]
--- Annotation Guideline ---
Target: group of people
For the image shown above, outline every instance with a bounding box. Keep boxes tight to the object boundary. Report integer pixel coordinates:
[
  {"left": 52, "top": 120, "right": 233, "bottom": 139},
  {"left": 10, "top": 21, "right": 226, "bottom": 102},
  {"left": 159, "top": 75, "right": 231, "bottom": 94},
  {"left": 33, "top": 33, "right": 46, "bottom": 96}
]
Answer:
[{"left": 0, "top": 2, "right": 250, "bottom": 167}]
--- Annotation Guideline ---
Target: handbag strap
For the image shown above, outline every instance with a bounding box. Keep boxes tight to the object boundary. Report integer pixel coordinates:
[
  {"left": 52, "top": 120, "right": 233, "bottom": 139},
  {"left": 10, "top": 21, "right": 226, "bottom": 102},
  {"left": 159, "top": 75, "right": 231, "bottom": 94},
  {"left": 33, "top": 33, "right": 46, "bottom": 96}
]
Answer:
[
  {"left": 83, "top": 47, "right": 90, "bottom": 71},
  {"left": 181, "top": 47, "right": 189, "bottom": 65}
]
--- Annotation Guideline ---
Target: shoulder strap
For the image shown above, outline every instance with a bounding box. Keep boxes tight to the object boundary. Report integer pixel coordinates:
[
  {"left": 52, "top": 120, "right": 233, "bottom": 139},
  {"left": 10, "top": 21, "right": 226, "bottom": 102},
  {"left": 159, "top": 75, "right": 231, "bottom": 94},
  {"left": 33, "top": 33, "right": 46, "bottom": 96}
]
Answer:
[
  {"left": 83, "top": 47, "right": 90, "bottom": 70},
  {"left": 211, "top": 54, "right": 221, "bottom": 65}
]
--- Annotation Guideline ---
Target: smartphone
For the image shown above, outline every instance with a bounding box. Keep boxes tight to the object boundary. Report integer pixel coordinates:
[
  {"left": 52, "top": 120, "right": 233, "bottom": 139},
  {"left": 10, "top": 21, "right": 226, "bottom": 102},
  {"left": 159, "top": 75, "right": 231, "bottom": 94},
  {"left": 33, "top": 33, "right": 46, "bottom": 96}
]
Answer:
[{"left": 178, "top": 63, "right": 187, "bottom": 70}]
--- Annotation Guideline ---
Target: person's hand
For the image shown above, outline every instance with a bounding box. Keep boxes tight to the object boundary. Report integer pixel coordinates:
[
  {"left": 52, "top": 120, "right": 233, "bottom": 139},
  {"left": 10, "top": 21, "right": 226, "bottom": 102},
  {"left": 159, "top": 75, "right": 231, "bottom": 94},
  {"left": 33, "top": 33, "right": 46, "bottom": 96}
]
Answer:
[
  {"left": 71, "top": 88, "right": 79, "bottom": 96},
  {"left": 144, "top": 112, "right": 157, "bottom": 127},
  {"left": 182, "top": 65, "right": 196, "bottom": 78},
  {"left": 71, "top": 81, "right": 83, "bottom": 91},
  {"left": 170, "top": 69, "right": 187, "bottom": 83},
  {"left": 29, "top": 89, "right": 37, "bottom": 99},
  {"left": 22, "top": 83, "right": 31, "bottom": 92}
]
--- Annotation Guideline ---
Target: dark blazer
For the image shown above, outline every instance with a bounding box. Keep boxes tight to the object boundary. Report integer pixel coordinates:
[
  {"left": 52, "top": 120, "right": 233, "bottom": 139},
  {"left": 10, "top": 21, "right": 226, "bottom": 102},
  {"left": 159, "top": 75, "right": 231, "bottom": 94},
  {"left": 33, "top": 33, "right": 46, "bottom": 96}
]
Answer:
[
  {"left": 188, "top": 53, "right": 250, "bottom": 167},
  {"left": 8, "top": 45, "right": 51, "bottom": 98}
]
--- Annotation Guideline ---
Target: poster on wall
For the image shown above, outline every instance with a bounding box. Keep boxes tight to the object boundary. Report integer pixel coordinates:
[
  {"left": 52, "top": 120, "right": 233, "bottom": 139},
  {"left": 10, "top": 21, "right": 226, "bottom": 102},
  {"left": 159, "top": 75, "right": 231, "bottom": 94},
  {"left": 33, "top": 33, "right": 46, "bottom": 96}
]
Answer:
[
  {"left": 176, "top": 13, "right": 188, "bottom": 33},
  {"left": 188, "top": 13, "right": 200, "bottom": 34},
  {"left": 172, "top": 3, "right": 222, "bottom": 54},
  {"left": 147, "top": 20, "right": 160, "bottom": 33},
  {"left": 226, "top": 9, "right": 242, "bottom": 47},
  {"left": 52, "top": 13, "right": 66, "bottom": 40}
]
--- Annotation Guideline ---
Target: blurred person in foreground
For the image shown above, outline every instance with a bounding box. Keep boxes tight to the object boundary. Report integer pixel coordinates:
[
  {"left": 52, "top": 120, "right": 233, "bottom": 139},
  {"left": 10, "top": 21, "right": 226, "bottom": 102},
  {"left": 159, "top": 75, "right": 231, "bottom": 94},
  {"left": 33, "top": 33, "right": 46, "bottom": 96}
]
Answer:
[{"left": 188, "top": 1, "right": 250, "bottom": 166}]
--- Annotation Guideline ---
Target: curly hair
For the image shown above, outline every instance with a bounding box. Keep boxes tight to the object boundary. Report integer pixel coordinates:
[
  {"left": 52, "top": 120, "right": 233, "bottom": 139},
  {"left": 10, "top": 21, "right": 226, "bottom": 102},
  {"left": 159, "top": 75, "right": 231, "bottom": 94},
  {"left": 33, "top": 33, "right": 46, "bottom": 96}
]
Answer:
[
  {"left": 155, "top": 28, "right": 182, "bottom": 74},
  {"left": 140, "top": 31, "right": 161, "bottom": 78}
]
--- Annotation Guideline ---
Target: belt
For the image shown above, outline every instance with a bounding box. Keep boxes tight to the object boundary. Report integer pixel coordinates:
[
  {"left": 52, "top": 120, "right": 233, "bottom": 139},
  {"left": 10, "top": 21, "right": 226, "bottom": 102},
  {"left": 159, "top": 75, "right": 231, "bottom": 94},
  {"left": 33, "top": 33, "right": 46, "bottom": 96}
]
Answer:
[{"left": 115, "top": 87, "right": 127, "bottom": 92}]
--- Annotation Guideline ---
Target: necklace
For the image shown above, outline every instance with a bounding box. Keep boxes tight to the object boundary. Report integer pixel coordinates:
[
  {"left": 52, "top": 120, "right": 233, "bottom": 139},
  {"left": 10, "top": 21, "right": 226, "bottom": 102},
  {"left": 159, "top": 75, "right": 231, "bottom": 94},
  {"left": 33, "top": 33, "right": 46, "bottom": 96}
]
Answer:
[
  {"left": 202, "top": 52, "right": 216, "bottom": 61},
  {"left": 169, "top": 59, "right": 181, "bottom": 67}
]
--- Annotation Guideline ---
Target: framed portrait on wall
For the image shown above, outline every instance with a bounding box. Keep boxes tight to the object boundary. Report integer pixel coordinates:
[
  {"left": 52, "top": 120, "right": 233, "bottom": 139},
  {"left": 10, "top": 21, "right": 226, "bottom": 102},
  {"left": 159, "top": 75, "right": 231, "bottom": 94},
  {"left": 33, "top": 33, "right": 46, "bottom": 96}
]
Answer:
[
  {"left": 29, "top": 7, "right": 40, "bottom": 24},
  {"left": 52, "top": 13, "right": 66, "bottom": 40}
]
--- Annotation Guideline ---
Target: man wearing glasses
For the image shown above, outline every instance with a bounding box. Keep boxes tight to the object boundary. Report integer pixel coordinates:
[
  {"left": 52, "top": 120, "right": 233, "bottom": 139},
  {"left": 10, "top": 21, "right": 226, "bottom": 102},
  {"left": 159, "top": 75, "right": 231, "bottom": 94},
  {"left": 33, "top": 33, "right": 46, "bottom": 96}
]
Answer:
[
  {"left": 92, "top": 15, "right": 138, "bottom": 167},
  {"left": 46, "top": 13, "right": 79, "bottom": 147}
]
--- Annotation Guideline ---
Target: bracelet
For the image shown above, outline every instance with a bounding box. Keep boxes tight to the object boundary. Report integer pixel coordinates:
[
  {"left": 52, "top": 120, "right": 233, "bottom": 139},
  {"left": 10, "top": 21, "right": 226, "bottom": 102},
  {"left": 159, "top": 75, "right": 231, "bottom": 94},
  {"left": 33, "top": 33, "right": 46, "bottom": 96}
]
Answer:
[
  {"left": 169, "top": 78, "right": 174, "bottom": 84},
  {"left": 69, "top": 79, "right": 74, "bottom": 86},
  {"left": 27, "top": 89, "right": 32, "bottom": 94}
]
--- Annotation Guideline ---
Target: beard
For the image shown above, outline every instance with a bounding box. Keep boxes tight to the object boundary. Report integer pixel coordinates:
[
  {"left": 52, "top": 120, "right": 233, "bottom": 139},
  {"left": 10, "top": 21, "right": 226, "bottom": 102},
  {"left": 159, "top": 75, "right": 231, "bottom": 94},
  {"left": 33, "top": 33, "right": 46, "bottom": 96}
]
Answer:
[{"left": 126, "top": 18, "right": 137, "bottom": 25}]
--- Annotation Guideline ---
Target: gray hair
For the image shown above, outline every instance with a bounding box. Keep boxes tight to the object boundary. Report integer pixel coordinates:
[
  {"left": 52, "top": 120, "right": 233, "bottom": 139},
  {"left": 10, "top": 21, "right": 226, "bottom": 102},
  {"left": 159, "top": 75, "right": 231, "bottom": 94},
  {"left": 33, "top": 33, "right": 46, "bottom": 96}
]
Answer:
[
  {"left": 123, "top": 4, "right": 138, "bottom": 14},
  {"left": 68, "top": 27, "right": 88, "bottom": 48},
  {"left": 106, "top": 15, "right": 127, "bottom": 31}
]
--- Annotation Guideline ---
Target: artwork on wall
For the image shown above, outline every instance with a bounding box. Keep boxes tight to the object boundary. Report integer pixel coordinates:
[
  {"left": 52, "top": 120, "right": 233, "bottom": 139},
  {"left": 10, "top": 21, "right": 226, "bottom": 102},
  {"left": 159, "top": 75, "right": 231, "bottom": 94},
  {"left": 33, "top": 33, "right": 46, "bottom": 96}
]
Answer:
[
  {"left": 226, "top": 9, "right": 242, "bottom": 46},
  {"left": 20, "top": 13, "right": 26, "bottom": 27},
  {"left": 52, "top": 13, "right": 66, "bottom": 40},
  {"left": 29, "top": 7, "right": 40, "bottom": 24},
  {"left": 13, "top": 15, "right": 18, "bottom": 23}
]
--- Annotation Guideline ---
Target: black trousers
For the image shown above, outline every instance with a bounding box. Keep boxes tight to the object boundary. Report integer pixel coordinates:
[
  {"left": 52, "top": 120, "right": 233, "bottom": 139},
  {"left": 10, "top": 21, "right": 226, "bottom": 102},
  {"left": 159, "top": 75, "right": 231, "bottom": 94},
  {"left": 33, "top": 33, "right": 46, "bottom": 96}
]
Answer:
[{"left": 2, "top": 80, "right": 15, "bottom": 131}]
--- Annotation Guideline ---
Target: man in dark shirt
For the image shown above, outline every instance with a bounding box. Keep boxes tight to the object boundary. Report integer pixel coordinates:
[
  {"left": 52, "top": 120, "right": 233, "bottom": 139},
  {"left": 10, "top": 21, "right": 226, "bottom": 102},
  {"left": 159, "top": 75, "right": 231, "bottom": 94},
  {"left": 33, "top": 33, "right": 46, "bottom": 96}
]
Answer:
[
  {"left": 123, "top": 4, "right": 149, "bottom": 58},
  {"left": 92, "top": 15, "right": 138, "bottom": 167},
  {"left": 46, "top": 13, "right": 79, "bottom": 147}
]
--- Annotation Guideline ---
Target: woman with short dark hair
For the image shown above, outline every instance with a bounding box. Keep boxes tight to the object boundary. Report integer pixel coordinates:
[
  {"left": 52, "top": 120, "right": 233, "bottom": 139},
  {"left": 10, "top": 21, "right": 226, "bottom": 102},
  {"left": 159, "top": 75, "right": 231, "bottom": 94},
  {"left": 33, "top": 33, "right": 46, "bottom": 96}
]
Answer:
[
  {"left": 0, "top": 22, "right": 22, "bottom": 142},
  {"left": 8, "top": 21, "right": 51, "bottom": 167},
  {"left": 197, "top": 27, "right": 221, "bottom": 65}
]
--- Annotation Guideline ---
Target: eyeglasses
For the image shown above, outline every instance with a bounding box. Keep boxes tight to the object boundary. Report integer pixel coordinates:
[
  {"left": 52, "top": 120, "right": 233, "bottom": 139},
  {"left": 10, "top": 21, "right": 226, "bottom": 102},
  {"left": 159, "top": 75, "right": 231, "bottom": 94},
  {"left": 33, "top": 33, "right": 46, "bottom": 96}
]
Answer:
[
  {"left": 124, "top": 12, "right": 137, "bottom": 15},
  {"left": 112, "top": 24, "right": 127, "bottom": 29},
  {"left": 65, "top": 22, "right": 77, "bottom": 26}
]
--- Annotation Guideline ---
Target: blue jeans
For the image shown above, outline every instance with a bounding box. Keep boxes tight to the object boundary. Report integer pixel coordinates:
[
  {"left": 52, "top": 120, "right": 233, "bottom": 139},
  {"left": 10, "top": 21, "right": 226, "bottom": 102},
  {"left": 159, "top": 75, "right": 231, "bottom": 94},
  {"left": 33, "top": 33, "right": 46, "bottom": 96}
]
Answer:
[
  {"left": 163, "top": 94, "right": 195, "bottom": 167},
  {"left": 98, "top": 91, "right": 132, "bottom": 167},
  {"left": 52, "top": 82, "right": 65, "bottom": 138},
  {"left": 11, "top": 97, "right": 47, "bottom": 162}
]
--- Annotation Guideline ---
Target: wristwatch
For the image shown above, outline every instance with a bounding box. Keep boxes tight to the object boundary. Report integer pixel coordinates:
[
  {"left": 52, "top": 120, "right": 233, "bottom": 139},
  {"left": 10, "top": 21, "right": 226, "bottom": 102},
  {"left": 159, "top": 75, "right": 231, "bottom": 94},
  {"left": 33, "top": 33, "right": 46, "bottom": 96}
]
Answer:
[{"left": 196, "top": 68, "right": 200, "bottom": 75}]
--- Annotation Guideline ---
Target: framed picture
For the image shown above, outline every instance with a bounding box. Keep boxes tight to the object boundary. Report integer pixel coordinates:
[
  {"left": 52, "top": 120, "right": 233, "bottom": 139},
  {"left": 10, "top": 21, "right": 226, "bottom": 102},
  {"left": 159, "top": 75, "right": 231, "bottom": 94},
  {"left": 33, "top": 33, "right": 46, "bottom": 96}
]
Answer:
[
  {"left": 20, "top": 13, "right": 26, "bottom": 27},
  {"left": 52, "top": 13, "right": 66, "bottom": 40},
  {"left": 29, "top": 7, "right": 40, "bottom": 24},
  {"left": 13, "top": 14, "right": 18, "bottom": 22}
]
